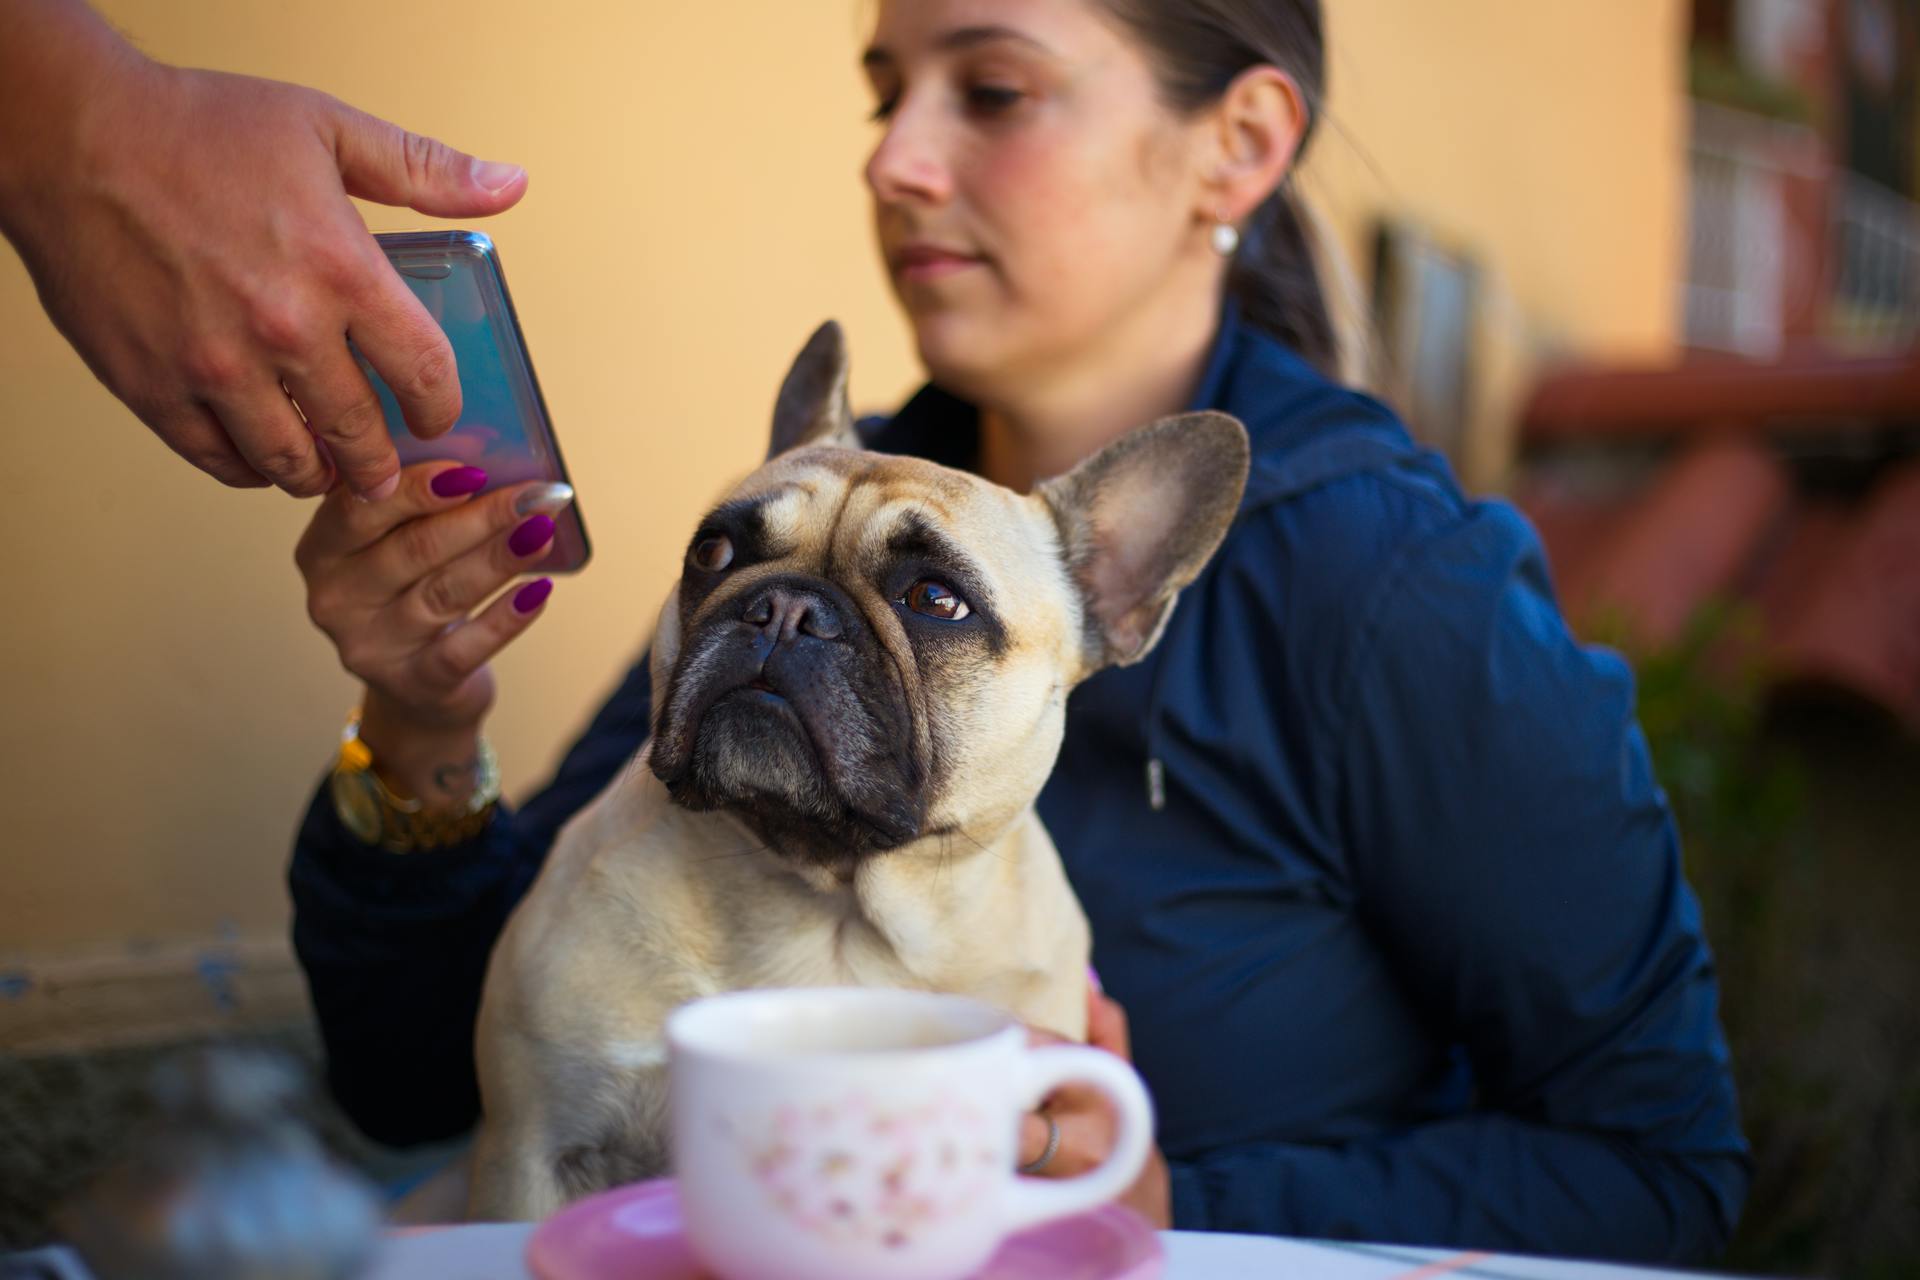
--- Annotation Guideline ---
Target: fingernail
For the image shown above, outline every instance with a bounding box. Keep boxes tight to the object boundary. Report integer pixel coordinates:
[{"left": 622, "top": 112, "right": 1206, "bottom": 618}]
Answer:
[
  {"left": 354, "top": 473, "right": 401, "bottom": 504},
  {"left": 471, "top": 158, "right": 525, "bottom": 194},
  {"left": 431, "top": 466, "right": 489, "bottom": 498},
  {"left": 514, "top": 482, "right": 574, "bottom": 517},
  {"left": 508, "top": 513, "right": 556, "bottom": 557},
  {"left": 513, "top": 577, "right": 553, "bottom": 614}
]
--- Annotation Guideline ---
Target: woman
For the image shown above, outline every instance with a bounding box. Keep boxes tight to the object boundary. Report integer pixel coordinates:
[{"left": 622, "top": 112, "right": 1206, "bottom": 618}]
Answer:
[{"left": 289, "top": 0, "right": 1749, "bottom": 1260}]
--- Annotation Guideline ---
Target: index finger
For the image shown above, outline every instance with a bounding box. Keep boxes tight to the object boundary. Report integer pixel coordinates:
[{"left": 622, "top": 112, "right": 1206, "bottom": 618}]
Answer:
[
  {"left": 1088, "top": 993, "right": 1131, "bottom": 1060},
  {"left": 303, "top": 459, "right": 491, "bottom": 564},
  {"left": 346, "top": 254, "right": 463, "bottom": 444}
]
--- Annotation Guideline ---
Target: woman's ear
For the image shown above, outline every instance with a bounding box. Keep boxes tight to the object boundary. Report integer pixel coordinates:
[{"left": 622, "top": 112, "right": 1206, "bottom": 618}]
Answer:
[{"left": 1201, "top": 66, "right": 1309, "bottom": 224}]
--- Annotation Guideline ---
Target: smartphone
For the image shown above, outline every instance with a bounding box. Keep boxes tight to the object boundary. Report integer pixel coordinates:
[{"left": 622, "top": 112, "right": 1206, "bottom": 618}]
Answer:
[{"left": 358, "top": 230, "right": 590, "bottom": 572}]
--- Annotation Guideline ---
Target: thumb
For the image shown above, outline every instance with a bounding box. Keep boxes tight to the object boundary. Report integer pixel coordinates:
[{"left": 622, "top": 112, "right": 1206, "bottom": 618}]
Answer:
[
  {"left": 1088, "top": 992, "right": 1131, "bottom": 1060},
  {"left": 327, "top": 99, "right": 528, "bottom": 217}
]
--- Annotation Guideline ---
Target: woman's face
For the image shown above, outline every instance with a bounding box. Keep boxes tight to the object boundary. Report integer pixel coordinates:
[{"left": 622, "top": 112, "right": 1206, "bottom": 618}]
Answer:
[{"left": 863, "top": 0, "right": 1212, "bottom": 392}]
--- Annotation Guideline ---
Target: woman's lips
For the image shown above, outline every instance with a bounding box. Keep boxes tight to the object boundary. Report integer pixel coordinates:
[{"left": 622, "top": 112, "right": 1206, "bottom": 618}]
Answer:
[{"left": 893, "top": 245, "right": 983, "bottom": 284}]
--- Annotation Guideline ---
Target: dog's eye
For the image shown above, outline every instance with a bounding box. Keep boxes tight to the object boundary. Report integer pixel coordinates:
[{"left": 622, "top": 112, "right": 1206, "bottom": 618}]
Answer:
[
  {"left": 691, "top": 534, "right": 734, "bottom": 572},
  {"left": 904, "top": 579, "right": 970, "bottom": 621}
]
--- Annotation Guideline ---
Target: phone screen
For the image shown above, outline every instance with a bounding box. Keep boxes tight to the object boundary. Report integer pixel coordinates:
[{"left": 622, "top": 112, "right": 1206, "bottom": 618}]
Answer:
[{"left": 359, "top": 230, "right": 590, "bottom": 572}]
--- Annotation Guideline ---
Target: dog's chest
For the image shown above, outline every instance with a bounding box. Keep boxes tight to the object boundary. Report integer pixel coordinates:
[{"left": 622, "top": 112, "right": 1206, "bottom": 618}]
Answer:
[{"left": 723, "top": 900, "right": 929, "bottom": 992}]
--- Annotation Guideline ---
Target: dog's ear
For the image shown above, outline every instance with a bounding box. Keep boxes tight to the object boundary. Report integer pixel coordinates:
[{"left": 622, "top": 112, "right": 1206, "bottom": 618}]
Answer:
[
  {"left": 1039, "top": 412, "right": 1250, "bottom": 672},
  {"left": 768, "top": 320, "right": 859, "bottom": 460}
]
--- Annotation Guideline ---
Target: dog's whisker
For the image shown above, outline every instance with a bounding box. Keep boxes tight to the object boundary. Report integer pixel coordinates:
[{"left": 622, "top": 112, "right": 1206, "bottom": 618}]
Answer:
[
  {"left": 695, "top": 838, "right": 778, "bottom": 865},
  {"left": 949, "top": 826, "right": 1010, "bottom": 865}
]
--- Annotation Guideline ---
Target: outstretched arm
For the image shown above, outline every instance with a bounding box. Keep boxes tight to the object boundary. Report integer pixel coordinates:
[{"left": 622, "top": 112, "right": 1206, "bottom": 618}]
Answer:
[{"left": 0, "top": 0, "right": 527, "bottom": 499}]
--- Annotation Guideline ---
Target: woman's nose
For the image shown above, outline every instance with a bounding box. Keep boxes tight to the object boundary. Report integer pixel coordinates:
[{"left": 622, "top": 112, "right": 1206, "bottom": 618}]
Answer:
[{"left": 864, "top": 100, "right": 954, "bottom": 207}]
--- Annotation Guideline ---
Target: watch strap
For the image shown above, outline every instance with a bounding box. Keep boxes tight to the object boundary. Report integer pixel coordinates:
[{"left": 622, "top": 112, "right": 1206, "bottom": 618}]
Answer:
[{"left": 329, "top": 708, "right": 500, "bottom": 853}]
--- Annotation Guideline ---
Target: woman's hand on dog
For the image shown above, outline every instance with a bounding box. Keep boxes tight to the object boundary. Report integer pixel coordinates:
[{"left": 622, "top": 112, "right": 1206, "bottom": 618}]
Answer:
[
  {"left": 296, "top": 462, "right": 573, "bottom": 800},
  {"left": 1020, "top": 988, "right": 1173, "bottom": 1228}
]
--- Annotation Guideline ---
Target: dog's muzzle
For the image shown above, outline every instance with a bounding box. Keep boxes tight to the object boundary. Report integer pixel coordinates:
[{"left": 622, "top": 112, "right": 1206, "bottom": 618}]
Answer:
[{"left": 652, "top": 573, "right": 923, "bottom": 855}]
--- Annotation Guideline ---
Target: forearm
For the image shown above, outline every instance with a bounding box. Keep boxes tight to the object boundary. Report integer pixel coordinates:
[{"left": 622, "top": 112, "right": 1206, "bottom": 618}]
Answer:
[
  {"left": 288, "top": 653, "right": 656, "bottom": 1143},
  {"left": 289, "top": 779, "right": 521, "bottom": 1144},
  {"left": 358, "top": 688, "right": 488, "bottom": 814},
  {"left": 0, "top": 0, "right": 147, "bottom": 201},
  {"left": 1167, "top": 1115, "right": 1748, "bottom": 1264}
]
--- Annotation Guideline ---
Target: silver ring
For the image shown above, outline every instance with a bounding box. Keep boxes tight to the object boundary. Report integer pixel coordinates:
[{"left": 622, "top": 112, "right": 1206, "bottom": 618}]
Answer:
[{"left": 1018, "top": 1113, "right": 1061, "bottom": 1175}]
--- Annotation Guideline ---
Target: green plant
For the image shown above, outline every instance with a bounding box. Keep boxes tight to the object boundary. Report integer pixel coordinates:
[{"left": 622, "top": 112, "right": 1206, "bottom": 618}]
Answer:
[
  {"left": 1689, "top": 44, "right": 1819, "bottom": 127},
  {"left": 1609, "top": 602, "right": 1920, "bottom": 1277},
  {"left": 1621, "top": 604, "right": 1805, "bottom": 991}
]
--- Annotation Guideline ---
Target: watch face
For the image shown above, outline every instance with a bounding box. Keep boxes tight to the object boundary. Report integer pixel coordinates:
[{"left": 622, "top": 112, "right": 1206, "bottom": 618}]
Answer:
[{"left": 331, "top": 771, "right": 385, "bottom": 846}]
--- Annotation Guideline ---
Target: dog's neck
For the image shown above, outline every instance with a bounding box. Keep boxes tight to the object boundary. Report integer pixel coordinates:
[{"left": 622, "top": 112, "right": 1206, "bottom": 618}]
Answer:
[
  {"left": 710, "top": 804, "right": 1045, "bottom": 955},
  {"left": 773, "top": 811, "right": 1064, "bottom": 1003},
  {"left": 611, "top": 762, "right": 1062, "bottom": 990}
]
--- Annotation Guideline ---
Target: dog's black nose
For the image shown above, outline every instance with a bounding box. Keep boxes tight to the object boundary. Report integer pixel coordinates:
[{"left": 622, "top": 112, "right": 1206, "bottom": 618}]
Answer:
[{"left": 741, "top": 584, "right": 844, "bottom": 642}]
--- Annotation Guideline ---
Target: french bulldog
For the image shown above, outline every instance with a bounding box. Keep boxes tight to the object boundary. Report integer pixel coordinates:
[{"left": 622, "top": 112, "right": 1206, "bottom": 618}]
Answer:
[{"left": 467, "top": 322, "right": 1250, "bottom": 1221}]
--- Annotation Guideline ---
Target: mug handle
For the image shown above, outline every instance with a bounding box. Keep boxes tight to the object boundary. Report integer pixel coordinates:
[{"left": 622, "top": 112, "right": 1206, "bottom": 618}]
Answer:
[{"left": 1000, "top": 1045, "right": 1156, "bottom": 1233}]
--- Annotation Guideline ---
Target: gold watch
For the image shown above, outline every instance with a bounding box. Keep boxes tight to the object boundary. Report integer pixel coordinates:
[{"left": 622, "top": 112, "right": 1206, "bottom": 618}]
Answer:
[{"left": 329, "top": 708, "right": 500, "bottom": 853}]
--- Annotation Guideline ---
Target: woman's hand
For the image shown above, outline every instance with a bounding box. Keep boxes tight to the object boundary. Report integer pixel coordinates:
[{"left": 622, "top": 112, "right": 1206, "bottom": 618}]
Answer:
[
  {"left": 296, "top": 462, "right": 573, "bottom": 803},
  {"left": 1019, "top": 988, "right": 1173, "bottom": 1229}
]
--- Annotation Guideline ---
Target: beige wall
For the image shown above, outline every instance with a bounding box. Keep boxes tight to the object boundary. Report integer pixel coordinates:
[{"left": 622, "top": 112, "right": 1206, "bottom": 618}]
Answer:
[
  {"left": 0, "top": 2, "right": 1684, "bottom": 983},
  {"left": 1314, "top": 0, "right": 1687, "bottom": 359}
]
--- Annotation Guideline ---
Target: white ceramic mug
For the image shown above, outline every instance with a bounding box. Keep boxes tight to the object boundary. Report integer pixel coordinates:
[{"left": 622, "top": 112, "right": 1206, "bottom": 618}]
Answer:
[{"left": 666, "top": 986, "right": 1156, "bottom": 1280}]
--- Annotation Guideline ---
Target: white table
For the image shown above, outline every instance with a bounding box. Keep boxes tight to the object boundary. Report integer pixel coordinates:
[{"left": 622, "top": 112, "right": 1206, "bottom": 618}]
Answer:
[{"left": 360, "top": 1223, "right": 1719, "bottom": 1280}]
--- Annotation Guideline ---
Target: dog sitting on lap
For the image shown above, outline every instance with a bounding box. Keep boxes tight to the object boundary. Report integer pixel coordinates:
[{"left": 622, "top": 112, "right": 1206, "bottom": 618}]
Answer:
[{"left": 468, "top": 321, "right": 1249, "bottom": 1221}]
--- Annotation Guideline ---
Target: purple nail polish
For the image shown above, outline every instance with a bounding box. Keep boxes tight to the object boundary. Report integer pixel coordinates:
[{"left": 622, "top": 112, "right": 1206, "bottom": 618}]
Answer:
[
  {"left": 508, "top": 514, "right": 556, "bottom": 557},
  {"left": 431, "top": 466, "right": 488, "bottom": 498},
  {"left": 513, "top": 577, "right": 553, "bottom": 614}
]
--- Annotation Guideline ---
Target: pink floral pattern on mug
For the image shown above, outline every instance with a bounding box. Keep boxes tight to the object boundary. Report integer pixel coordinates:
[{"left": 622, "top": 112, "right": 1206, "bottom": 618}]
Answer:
[{"left": 715, "top": 1091, "right": 1001, "bottom": 1250}]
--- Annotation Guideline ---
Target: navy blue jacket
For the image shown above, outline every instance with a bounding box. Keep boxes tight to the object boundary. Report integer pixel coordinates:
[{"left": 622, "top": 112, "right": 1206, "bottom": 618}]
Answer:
[{"left": 289, "top": 306, "right": 1749, "bottom": 1261}]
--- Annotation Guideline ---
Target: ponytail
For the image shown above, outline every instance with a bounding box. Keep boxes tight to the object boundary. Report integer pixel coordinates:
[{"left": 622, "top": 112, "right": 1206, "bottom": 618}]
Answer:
[{"left": 1231, "top": 182, "right": 1339, "bottom": 376}]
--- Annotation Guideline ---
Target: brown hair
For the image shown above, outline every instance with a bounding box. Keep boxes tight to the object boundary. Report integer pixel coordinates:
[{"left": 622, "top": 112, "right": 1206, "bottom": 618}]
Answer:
[{"left": 1096, "top": 0, "right": 1339, "bottom": 375}]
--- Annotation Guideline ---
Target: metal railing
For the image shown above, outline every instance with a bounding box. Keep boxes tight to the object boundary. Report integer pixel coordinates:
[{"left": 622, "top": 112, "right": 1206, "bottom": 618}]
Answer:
[
  {"left": 1684, "top": 101, "right": 1825, "bottom": 356},
  {"left": 1831, "top": 170, "right": 1920, "bottom": 345},
  {"left": 1685, "top": 100, "right": 1920, "bottom": 353}
]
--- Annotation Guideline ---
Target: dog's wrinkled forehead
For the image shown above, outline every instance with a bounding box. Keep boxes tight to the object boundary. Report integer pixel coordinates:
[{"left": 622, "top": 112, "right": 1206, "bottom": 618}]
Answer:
[{"left": 686, "top": 446, "right": 1064, "bottom": 634}]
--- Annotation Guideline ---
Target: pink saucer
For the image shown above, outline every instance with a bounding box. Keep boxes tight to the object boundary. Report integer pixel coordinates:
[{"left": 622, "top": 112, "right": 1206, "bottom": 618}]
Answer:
[{"left": 526, "top": 1178, "right": 1164, "bottom": 1280}]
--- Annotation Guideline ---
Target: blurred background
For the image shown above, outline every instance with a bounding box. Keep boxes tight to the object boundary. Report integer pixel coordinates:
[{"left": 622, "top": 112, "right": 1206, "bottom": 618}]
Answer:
[{"left": 0, "top": 1, "right": 1914, "bottom": 1274}]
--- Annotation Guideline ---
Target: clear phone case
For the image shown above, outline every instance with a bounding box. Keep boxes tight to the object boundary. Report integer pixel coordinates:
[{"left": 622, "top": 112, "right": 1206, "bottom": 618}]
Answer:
[{"left": 360, "top": 230, "right": 589, "bottom": 572}]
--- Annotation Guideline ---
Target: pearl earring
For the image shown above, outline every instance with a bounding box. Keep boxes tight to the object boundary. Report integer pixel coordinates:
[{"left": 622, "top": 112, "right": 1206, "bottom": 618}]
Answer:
[{"left": 1210, "top": 216, "right": 1240, "bottom": 257}]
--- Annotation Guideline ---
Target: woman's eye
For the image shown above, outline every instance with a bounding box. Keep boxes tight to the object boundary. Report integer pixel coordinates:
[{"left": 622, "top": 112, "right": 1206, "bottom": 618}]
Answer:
[
  {"left": 904, "top": 579, "right": 970, "bottom": 621},
  {"left": 868, "top": 93, "right": 900, "bottom": 123},
  {"left": 965, "top": 85, "right": 1024, "bottom": 115},
  {"left": 691, "top": 535, "right": 734, "bottom": 572}
]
